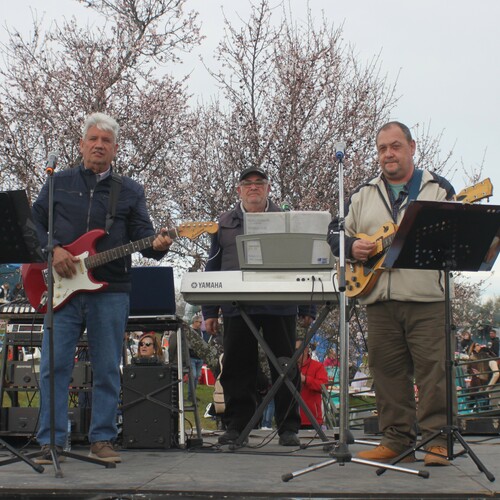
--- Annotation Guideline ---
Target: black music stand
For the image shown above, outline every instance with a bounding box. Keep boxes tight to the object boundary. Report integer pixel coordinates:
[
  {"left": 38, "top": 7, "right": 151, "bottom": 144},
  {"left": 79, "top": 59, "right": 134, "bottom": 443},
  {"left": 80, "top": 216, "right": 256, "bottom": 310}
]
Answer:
[
  {"left": 0, "top": 191, "right": 45, "bottom": 473},
  {"left": 0, "top": 188, "right": 116, "bottom": 476},
  {"left": 379, "top": 200, "right": 499, "bottom": 482},
  {"left": 0, "top": 191, "right": 45, "bottom": 264}
]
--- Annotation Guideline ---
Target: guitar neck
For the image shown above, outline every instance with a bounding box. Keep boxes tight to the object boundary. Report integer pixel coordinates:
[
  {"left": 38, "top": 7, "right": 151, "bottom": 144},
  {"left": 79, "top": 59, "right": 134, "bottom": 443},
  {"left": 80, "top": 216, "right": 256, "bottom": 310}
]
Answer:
[{"left": 85, "top": 228, "right": 176, "bottom": 270}]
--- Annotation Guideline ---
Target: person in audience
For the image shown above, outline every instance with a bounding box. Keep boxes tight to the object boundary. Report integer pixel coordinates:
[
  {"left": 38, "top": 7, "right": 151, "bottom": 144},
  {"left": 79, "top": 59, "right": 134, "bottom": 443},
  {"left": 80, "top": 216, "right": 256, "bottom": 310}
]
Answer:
[
  {"left": 467, "top": 342, "right": 500, "bottom": 409},
  {"left": 296, "top": 338, "right": 328, "bottom": 429},
  {"left": 323, "top": 348, "right": 339, "bottom": 368},
  {"left": 8, "top": 282, "right": 25, "bottom": 301},
  {"left": 0, "top": 282, "right": 10, "bottom": 303},
  {"left": 136, "top": 332, "right": 164, "bottom": 361},
  {"left": 187, "top": 315, "right": 205, "bottom": 402},
  {"left": 460, "top": 331, "right": 473, "bottom": 354},
  {"left": 487, "top": 329, "right": 499, "bottom": 357}
]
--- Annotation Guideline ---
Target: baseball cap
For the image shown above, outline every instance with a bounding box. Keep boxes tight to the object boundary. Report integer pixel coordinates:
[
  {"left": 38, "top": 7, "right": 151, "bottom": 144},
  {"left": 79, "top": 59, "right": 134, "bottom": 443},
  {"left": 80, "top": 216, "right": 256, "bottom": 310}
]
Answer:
[{"left": 239, "top": 166, "right": 268, "bottom": 182}]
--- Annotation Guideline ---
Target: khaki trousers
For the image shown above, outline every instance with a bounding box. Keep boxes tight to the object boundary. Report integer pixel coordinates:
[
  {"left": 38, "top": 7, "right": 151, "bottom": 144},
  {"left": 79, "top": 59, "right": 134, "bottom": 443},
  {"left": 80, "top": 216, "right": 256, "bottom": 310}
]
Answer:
[{"left": 367, "top": 301, "right": 455, "bottom": 453}]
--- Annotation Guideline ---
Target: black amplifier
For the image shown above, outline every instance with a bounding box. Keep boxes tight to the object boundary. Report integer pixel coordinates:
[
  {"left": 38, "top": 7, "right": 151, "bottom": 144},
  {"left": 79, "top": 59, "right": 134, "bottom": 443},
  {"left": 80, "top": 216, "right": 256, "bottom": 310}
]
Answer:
[
  {"left": 6, "top": 407, "right": 39, "bottom": 434},
  {"left": 5, "top": 329, "right": 89, "bottom": 347},
  {"left": 121, "top": 364, "right": 175, "bottom": 449},
  {"left": 69, "top": 361, "right": 92, "bottom": 388},
  {"left": 2, "top": 407, "right": 90, "bottom": 437},
  {"left": 6, "top": 361, "right": 92, "bottom": 388},
  {"left": 6, "top": 361, "right": 40, "bottom": 387}
]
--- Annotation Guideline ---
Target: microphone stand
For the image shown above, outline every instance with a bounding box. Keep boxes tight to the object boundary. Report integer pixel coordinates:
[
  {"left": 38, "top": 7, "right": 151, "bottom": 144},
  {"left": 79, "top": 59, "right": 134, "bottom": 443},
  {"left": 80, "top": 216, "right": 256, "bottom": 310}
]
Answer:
[{"left": 283, "top": 145, "right": 427, "bottom": 482}]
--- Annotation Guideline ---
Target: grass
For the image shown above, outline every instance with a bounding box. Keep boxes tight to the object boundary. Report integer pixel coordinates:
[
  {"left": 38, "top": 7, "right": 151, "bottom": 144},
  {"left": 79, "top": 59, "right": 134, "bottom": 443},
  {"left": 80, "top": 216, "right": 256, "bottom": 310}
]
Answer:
[{"left": 183, "top": 383, "right": 218, "bottom": 431}]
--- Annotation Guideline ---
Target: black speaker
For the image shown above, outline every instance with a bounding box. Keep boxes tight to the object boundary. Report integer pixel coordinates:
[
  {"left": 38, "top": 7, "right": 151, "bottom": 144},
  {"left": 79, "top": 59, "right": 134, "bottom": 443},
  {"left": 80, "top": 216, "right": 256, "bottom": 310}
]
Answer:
[{"left": 121, "top": 364, "right": 175, "bottom": 448}]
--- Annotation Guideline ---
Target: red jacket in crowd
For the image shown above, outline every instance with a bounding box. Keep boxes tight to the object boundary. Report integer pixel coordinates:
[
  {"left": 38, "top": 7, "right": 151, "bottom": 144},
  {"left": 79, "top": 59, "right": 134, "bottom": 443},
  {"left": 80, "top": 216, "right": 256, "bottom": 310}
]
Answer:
[{"left": 299, "top": 356, "right": 329, "bottom": 427}]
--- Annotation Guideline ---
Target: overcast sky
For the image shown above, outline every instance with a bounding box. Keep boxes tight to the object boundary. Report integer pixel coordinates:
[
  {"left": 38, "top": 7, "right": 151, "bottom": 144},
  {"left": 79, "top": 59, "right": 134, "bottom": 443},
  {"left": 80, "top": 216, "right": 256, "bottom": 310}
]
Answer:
[{"left": 1, "top": 0, "right": 499, "bottom": 299}]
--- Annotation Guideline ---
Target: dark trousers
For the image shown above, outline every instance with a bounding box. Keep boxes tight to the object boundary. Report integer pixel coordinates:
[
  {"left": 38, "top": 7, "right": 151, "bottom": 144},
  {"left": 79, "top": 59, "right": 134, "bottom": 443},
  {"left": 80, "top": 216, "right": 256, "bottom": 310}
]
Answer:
[
  {"left": 367, "top": 301, "right": 453, "bottom": 453},
  {"left": 221, "top": 314, "right": 300, "bottom": 434}
]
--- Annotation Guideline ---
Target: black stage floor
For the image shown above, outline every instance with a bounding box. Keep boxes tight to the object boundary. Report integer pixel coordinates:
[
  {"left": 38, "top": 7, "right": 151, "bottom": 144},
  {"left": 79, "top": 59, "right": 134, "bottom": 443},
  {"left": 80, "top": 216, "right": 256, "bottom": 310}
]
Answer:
[{"left": 0, "top": 428, "right": 499, "bottom": 499}]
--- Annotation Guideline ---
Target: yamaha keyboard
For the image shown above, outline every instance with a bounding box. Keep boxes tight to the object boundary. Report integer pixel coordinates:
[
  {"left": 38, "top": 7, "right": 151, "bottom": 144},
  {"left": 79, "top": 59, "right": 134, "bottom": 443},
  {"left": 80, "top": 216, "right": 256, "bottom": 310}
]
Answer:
[{"left": 181, "top": 270, "right": 338, "bottom": 305}]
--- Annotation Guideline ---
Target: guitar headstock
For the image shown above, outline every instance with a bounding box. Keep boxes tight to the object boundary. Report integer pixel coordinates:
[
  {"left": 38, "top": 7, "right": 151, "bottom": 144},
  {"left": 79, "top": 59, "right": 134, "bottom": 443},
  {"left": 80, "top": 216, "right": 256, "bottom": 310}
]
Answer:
[
  {"left": 176, "top": 221, "right": 219, "bottom": 240},
  {"left": 455, "top": 178, "right": 493, "bottom": 204}
]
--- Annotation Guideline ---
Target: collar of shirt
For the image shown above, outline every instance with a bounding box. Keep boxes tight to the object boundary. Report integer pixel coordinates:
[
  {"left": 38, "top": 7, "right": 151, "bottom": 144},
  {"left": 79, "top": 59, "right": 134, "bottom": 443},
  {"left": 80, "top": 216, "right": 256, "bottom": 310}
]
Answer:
[
  {"left": 95, "top": 167, "right": 111, "bottom": 182},
  {"left": 239, "top": 199, "right": 270, "bottom": 213}
]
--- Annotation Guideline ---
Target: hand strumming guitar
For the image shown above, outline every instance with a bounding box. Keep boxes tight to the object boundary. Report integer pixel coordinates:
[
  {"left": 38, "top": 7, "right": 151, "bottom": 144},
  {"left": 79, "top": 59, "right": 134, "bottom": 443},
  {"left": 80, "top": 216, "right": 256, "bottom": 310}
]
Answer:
[
  {"left": 53, "top": 246, "right": 80, "bottom": 279},
  {"left": 351, "top": 239, "right": 376, "bottom": 263}
]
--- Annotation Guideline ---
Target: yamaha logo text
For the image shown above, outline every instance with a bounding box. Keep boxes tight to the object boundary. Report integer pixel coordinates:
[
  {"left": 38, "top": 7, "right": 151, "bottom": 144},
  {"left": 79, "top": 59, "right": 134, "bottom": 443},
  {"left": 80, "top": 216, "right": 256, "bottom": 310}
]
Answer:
[{"left": 190, "top": 281, "right": 223, "bottom": 289}]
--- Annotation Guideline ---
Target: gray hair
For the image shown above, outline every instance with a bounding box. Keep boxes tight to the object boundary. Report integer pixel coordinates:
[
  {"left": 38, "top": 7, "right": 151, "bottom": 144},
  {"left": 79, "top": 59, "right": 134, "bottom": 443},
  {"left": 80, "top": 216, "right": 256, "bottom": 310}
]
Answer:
[{"left": 82, "top": 112, "right": 119, "bottom": 142}]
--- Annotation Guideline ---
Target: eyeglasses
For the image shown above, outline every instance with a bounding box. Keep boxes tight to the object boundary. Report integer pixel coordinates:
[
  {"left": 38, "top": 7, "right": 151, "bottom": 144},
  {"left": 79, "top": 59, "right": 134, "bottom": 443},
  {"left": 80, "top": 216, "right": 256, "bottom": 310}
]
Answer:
[
  {"left": 239, "top": 179, "right": 268, "bottom": 188},
  {"left": 139, "top": 341, "right": 153, "bottom": 347}
]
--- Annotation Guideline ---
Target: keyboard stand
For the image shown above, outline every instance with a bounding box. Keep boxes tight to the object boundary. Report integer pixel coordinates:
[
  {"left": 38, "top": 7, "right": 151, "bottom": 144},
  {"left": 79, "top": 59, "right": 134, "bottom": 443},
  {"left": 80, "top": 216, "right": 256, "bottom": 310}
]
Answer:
[{"left": 232, "top": 302, "right": 335, "bottom": 449}]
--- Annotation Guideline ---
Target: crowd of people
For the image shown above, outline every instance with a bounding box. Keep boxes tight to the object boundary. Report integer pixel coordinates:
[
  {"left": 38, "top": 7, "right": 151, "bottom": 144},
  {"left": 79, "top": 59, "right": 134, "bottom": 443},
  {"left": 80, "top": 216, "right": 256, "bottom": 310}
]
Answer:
[
  {"left": 0, "top": 281, "right": 25, "bottom": 303},
  {"left": 12, "top": 112, "right": 496, "bottom": 469}
]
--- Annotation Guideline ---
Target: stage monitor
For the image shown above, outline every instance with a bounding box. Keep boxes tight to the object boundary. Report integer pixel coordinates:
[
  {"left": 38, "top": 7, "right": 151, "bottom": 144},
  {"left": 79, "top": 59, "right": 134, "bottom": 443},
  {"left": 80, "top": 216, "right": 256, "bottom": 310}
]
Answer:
[
  {"left": 129, "top": 267, "right": 176, "bottom": 318},
  {"left": 236, "top": 211, "right": 334, "bottom": 270}
]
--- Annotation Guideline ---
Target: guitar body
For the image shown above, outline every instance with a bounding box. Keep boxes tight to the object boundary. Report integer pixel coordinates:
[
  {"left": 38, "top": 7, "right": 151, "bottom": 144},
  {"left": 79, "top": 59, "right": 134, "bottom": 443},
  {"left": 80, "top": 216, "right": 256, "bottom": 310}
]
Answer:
[
  {"left": 22, "top": 229, "right": 108, "bottom": 313},
  {"left": 341, "top": 222, "right": 398, "bottom": 298}
]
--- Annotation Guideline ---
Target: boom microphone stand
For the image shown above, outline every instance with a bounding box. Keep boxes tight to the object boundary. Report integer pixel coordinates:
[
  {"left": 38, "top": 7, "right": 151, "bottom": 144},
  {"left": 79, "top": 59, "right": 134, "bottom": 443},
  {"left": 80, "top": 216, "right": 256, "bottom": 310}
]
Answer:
[{"left": 283, "top": 143, "right": 427, "bottom": 482}]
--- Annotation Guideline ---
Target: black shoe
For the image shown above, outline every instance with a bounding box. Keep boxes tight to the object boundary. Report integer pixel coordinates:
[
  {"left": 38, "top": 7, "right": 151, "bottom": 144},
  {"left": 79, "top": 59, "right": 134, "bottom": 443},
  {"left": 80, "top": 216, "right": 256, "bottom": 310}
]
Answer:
[
  {"left": 34, "top": 444, "right": 66, "bottom": 465},
  {"left": 279, "top": 431, "right": 300, "bottom": 447},
  {"left": 218, "top": 429, "right": 248, "bottom": 446}
]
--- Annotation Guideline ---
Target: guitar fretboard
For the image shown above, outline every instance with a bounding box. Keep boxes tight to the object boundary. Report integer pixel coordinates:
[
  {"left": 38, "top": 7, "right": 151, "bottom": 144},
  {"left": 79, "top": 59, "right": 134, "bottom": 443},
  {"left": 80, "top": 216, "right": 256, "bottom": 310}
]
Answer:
[{"left": 84, "top": 229, "right": 176, "bottom": 270}]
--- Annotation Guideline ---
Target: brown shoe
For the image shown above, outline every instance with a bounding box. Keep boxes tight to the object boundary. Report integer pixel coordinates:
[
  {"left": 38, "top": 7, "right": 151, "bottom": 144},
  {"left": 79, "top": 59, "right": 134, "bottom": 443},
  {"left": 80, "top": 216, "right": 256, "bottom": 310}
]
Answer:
[
  {"left": 89, "top": 441, "right": 121, "bottom": 463},
  {"left": 357, "top": 445, "right": 415, "bottom": 463},
  {"left": 34, "top": 444, "right": 66, "bottom": 465},
  {"left": 424, "top": 446, "right": 450, "bottom": 466}
]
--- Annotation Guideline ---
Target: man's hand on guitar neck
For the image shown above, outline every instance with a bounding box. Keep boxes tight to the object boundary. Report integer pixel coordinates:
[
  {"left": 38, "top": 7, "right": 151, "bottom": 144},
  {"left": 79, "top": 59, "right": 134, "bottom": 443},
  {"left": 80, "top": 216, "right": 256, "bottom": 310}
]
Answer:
[
  {"left": 53, "top": 245, "right": 80, "bottom": 279},
  {"left": 153, "top": 228, "right": 173, "bottom": 252},
  {"left": 351, "top": 239, "right": 376, "bottom": 263}
]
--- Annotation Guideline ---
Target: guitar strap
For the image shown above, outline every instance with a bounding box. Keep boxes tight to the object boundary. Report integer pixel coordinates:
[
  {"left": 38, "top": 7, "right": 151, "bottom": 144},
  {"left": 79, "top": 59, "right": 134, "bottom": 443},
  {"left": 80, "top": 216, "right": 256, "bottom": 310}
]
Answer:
[
  {"left": 105, "top": 172, "right": 123, "bottom": 234},
  {"left": 407, "top": 168, "right": 423, "bottom": 203}
]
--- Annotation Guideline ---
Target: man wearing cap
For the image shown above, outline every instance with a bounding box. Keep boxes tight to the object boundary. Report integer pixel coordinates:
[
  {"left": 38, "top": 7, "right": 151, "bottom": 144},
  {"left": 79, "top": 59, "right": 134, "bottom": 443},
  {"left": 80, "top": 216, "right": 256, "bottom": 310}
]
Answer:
[
  {"left": 487, "top": 329, "right": 499, "bottom": 357},
  {"left": 202, "top": 166, "right": 315, "bottom": 446}
]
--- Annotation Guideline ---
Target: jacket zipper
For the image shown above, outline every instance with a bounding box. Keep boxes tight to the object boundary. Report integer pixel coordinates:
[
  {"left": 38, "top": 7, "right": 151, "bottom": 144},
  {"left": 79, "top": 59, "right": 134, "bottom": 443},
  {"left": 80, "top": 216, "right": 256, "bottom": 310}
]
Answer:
[{"left": 86, "top": 188, "right": 94, "bottom": 231}]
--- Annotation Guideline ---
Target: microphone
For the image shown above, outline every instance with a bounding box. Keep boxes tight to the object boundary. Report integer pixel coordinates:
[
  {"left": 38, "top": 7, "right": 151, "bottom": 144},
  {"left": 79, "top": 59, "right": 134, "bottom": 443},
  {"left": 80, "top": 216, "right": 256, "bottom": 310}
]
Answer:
[
  {"left": 281, "top": 200, "right": 292, "bottom": 212},
  {"left": 335, "top": 141, "right": 346, "bottom": 161},
  {"left": 45, "top": 151, "right": 58, "bottom": 175}
]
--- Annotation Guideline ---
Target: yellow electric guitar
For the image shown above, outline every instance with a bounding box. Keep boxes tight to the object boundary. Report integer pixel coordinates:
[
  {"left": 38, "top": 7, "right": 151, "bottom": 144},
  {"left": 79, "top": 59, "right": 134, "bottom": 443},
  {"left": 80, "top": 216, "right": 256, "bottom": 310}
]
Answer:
[{"left": 341, "top": 178, "right": 493, "bottom": 298}]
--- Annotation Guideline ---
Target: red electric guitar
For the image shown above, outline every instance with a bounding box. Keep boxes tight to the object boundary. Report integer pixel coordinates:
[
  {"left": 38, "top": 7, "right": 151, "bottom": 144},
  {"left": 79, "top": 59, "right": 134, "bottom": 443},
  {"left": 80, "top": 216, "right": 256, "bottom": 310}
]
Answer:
[{"left": 22, "top": 221, "right": 218, "bottom": 312}]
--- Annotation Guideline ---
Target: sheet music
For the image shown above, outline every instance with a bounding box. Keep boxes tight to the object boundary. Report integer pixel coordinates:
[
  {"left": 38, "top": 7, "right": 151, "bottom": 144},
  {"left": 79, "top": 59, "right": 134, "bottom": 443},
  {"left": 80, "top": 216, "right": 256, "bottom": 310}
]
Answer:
[
  {"left": 244, "top": 213, "right": 286, "bottom": 234},
  {"left": 245, "top": 240, "right": 263, "bottom": 265},
  {"left": 289, "top": 211, "right": 330, "bottom": 235}
]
